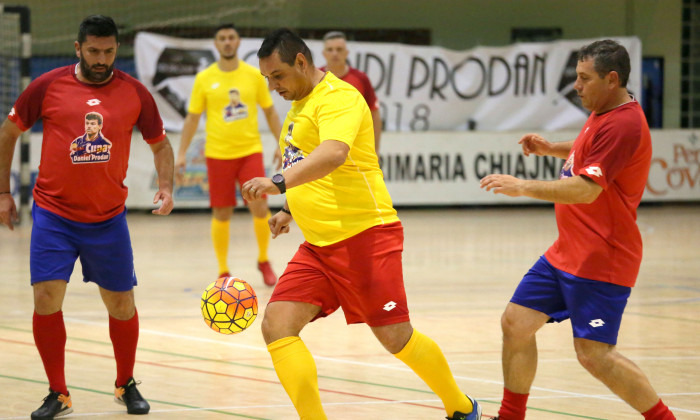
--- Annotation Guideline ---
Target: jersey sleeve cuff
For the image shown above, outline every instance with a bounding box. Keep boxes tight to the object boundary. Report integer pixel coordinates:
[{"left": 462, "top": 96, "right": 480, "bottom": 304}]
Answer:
[
  {"left": 7, "top": 114, "right": 29, "bottom": 132},
  {"left": 578, "top": 165, "right": 607, "bottom": 189},
  {"left": 144, "top": 132, "right": 167, "bottom": 144}
]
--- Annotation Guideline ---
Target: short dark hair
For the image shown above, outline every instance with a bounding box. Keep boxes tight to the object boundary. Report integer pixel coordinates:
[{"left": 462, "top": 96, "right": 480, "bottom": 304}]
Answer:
[
  {"left": 577, "top": 39, "right": 631, "bottom": 88},
  {"left": 214, "top": 23, "right": 237, "bottom": 37},
  {"left": 257, "top": 28, "right": 313, "bottom": 66},
  {"left": 77, "top": 15, "right": 118, "bottom": 44},
  {"left": 323, "top": 31, "right": 346, "bottom": 42},
  {"left": 85, "top": 112, "right": 103, "bottom": 125}
]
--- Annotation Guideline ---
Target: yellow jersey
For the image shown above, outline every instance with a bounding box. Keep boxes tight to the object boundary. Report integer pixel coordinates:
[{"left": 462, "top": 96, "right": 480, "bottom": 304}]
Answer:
[
  {"left": 281, "top": 72, "right": 399, "bottom": 246},
  {"left": 188, "top": 61, "right": 273, "bottom": 159}
]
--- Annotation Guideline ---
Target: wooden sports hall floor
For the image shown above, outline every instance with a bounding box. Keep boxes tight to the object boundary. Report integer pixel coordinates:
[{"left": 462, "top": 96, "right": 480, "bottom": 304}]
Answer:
[{"left": 1, "top": 204, "right": 698, "bottom": 419}]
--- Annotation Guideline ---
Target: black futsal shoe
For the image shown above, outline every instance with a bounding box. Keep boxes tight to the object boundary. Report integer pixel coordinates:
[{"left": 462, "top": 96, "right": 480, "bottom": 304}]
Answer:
[
  {"left": 114, "top": 377, "right": 150, "bottom": 414},
  {"left": 31, "top": 388, "right": 73, "bottom": 420},
  {"left": 447, "top": 395, "right": 482, "bottom": 420}
]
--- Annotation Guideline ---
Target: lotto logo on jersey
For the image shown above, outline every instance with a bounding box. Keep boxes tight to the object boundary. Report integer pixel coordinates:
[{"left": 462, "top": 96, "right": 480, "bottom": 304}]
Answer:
[
  {"left": 585, "top": 166, "right": 603, "bottom": 177},
  {"left": 8, "top": 107, "right": 16, "bottom": 117},
  {"left": 70, "top": 112, "right": 113, "bottom": 164}
]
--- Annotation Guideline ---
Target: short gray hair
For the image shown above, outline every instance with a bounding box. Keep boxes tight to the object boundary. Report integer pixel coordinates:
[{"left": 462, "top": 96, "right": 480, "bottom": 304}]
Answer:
[
  {"left": 577, "top": 39, "right": 631, "bottom": 88},
  {"left": 323, "top": 31, "right": 346, "bottom": 41}
]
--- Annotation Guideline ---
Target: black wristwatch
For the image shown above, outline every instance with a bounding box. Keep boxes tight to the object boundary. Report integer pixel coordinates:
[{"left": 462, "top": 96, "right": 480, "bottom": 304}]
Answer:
[{"left": 271, "top": 173, "right": 286, "bottom": 194}]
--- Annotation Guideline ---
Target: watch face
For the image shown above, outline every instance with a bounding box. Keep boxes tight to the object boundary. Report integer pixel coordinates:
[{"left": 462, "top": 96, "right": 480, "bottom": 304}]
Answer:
[{"left": 272, "top": 174, "right": 286, "bottom": 193}]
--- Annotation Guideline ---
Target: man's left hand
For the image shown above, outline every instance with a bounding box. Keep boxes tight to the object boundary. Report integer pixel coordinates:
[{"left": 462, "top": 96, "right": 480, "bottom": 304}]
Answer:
[{"left": 152, "top": 190, "right": 174, "bottom": 215}]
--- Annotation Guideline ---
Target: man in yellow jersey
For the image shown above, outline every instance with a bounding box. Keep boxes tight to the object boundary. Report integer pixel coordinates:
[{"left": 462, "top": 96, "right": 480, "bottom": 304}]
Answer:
[
  {"left": 176, "top": 23, "right": 282, "bottom": 286},
  {"left": 242, "top": 28, "right": 482, "bottom": 420}
]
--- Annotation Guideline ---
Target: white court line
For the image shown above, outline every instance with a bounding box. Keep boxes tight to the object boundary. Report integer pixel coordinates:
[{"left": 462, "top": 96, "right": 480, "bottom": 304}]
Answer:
[{"left": 62, "top": 317, "right": 700, "bottom": 415}]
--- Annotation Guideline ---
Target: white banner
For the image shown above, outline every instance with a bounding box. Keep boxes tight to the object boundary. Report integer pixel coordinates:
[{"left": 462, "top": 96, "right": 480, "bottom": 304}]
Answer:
[
  {"left": 134, "top": 32, "right": 641, "bottom": 133},
  {"left": 8, "top": 130, "right": 700, "bottom": 210}
]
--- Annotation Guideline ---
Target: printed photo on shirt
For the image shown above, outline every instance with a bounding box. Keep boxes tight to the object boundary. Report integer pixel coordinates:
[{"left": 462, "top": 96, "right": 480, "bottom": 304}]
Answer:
[
  {"left": 70, "top": 111, "right": 112, "bottom": 164},
  {"left": 223, "top": 88, "right": 248, "bottom": 122}
]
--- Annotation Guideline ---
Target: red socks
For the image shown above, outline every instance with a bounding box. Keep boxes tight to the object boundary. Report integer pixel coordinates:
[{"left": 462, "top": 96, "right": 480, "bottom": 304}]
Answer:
[
  {"left": 33, "top": 309, "right": 140, "bottom": 392},
  {"left": 497, "top": 387, "right": 529, "bottom": 420},
  {"left": 33, "top": 311, "right": 68, "bottom": 395},
  {"left": 109, "top": 309, "right": 139, "bottom": 386},
  {"left": 643, "top": 399, "right": 676, "bottom": 420},
  {"left": 495, "top": 390, "right": 675, "bottom": 420}
]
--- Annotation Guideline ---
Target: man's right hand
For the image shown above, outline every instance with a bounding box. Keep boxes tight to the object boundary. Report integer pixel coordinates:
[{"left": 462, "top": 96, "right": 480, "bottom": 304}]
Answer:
[{"left": 0, "top": 194, "right": 18, "bottom": 230}]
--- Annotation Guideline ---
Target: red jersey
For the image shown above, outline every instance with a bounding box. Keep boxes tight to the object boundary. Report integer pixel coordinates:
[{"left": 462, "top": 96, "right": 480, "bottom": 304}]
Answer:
[
  {"left": 545, "top": 100, "right": 651, "bottom": 287},
  {"left": 8, "top": 65, "right": 165, "bottom": 223},
  {"left": 320, "top": 66, "right": 379, "bottom": 110}
]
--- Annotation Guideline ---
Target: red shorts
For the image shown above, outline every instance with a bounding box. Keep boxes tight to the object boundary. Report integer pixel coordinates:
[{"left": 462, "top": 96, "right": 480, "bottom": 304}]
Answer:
[
  {"left": 206, "top": 153, "right": 265, "bottom": 208},
  {"left": 270, "top": 221, "right": 410, "bottom": 327}
]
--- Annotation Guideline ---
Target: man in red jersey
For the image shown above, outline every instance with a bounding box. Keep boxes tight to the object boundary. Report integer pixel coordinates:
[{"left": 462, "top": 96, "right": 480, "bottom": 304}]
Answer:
[
  {"left": 320, "top": 31, "right": 382, "bottom": 152},
  {"left": 480, "top": 40, "right": 675, "bottom": 420},
  {"left": 0, "top": 15, "right": 174, "bottom": 420}
]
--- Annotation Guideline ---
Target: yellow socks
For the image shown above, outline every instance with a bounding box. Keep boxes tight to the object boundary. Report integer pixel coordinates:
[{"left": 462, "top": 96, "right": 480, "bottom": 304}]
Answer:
[
  {"left": 253, "top": 211, "right": 271, "bottom": 263},
  {"left": 267, "top": 336, "right": 327, "bottom": 420},
  {"left": 267, "top": 330, "right": 468, "bottom": 418},
  {"left": 212, "top": 212, "right": 270, "bottom": 276},
  {"left": 211, "top": 218, "right": 230, "bottom": 275},
  {"left": 394, "top": 329, "right": 472, "bottom": 416}
]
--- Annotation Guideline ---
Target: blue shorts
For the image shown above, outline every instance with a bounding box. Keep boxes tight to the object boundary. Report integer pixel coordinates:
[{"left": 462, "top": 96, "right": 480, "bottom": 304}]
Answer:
[
  {"left": 30, "top": 202, "right": 137, "bottom": 292},
  {"left": 511, "top": 256, "right": 631, "bottom": 345}
]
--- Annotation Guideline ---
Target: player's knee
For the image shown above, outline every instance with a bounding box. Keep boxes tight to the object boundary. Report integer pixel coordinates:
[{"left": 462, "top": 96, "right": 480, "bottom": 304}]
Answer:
[
  {"left": 32, "top": 281, "right": 65, "bottom": 314},
  {"left": 574, "top": 340, "right": 611, "bottom": 375},
  {"left": 372, "top": 322, "right": 413, "bottom": 354},
  {"left": 108, "top": 302, "right": 136, "bottom": 320},
  {"left": 102, "top": 290, "right": 136, "bottom": 320},
  {"left": 260, "top": 313, "right": 277, "bottom": 344},
  {"left": 33, "top": 289, "right": 52, "bottom": 308},
  {"left": 575, "top": 348, "right": 602, "bottom": 374},
  {"left": 261, "top": 301, "right": 318, "bottom": 344},
  {"left": 33, "top": 294, "right": 61, "bottom": 314},
  {"left": 500, "top": 309, "right": 524, "bottom": 339},
  {"left": 261, "top": 308, "right": 297, "bottom": 344},
  {"left": 501, "top": 304, "right": 546, "bottom": 341}
]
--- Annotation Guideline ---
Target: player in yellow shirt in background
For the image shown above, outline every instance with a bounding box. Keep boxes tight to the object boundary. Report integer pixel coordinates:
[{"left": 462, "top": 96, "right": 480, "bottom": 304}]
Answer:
[
  {"left": 242, "top": 28, "right": 482, "bottom": 420},
  {"left": 176, "top": 23, "right": 282, "bottom": 286}
]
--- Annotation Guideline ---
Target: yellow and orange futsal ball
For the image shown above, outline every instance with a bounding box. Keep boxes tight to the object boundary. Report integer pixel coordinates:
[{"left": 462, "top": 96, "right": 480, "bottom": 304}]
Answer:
[{"left": 201, "top": 276, "right": 258, "bottom": 334}]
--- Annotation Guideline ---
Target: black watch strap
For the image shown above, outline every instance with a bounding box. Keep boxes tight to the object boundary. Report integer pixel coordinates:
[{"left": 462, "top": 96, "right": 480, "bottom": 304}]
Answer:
[
  {"left": 272, "top": 174, "right": 286, "bottom": 194},
  {"left": 280, "top": 207, "right": 291, "bottom": 215}
]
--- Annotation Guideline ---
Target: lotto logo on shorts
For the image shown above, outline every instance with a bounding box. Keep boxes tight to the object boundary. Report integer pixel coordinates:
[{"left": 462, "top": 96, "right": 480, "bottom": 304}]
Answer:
[
  {"left": 383, "top": 301, "right": 397, "bottom": 311},
  {"left": 589, "top": 319, "right": 605, "bottom": 327}
]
